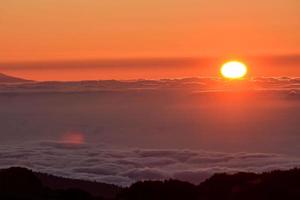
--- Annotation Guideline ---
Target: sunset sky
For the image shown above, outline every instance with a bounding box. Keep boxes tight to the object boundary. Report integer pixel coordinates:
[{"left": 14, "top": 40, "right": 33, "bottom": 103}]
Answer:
[
  {"left": 0, "top": 0, "right": 299, "bottom": 80},
  {"left": 1, "top": 0, "right": 300, "bottom": 188}
]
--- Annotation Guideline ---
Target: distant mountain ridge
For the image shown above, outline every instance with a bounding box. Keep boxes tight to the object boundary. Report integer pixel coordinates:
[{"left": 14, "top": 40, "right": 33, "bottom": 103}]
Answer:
[
  {"left": 0, "top": 73, "right": 32, "bottom": 83},
  {"left": 0, "top": 167, "right": 300, "bottom": 200}
]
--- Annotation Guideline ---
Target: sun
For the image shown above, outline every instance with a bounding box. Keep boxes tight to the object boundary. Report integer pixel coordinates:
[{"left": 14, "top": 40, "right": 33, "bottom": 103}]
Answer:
[{"left": 220, "top": 61, "right": 248, "bottom": 79}]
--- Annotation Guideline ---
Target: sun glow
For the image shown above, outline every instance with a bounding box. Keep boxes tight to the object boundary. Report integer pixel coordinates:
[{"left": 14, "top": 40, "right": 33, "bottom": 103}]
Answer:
[{"left": 221, "top": 61, "right": 248, "bottom": 79}]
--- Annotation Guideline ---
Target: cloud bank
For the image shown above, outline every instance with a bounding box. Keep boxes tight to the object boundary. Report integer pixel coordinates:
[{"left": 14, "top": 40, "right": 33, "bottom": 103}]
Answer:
[
  {"left": 0, "top": 76, "right": 299, "bottom": 93},
  {"left": 0, "top": 142, "right": 299, "bottom": 186}
]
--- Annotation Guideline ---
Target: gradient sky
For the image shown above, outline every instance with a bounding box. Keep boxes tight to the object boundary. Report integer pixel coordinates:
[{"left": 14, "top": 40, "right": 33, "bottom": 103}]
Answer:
[{"left": 1, "top": 0, "right": 299, "bottom": 62}]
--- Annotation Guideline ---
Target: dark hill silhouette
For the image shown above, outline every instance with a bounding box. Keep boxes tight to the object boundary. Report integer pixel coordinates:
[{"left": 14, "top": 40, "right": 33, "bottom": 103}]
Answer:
[
  {"left": 35, "top": 171, "right": 121, "bottom": 199},
  {"left": 117, "top": 180, "right": 198, "bottom": 200},
  {"left": 1, "top": 167, "right": 300, "bottom": 200},
  {"left": 0, "top": 167, "right": 120, "bottom": 200},
  {"left": 0, "top": 73, "right": 32, "bottom": 83},
  {"left": 0, "top": 167, "right": 43, "bottom": 198},
  {"left": 196, "top": 170, "right": 300, "bottom": 200},
  {"left": 118, "top": 169, "right": 300, "bottom": 200}
]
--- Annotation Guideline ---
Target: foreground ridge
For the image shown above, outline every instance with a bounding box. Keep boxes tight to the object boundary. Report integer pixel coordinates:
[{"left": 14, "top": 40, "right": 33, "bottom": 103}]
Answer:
[{"left": 0, "top": 167, "right": 300, "bottom": 200}]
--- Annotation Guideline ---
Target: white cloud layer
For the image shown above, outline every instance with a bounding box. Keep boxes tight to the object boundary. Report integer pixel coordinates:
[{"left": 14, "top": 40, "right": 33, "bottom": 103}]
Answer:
[{"left": 0, "top": 141, "right": 299, "bottom": 186}]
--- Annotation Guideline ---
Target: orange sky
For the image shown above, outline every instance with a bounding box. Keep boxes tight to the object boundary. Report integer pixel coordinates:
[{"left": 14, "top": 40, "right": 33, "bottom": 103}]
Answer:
[
  {"left": 0, "top": 56, "right": 299, "bottom": 81},
  {"left": 1, "top": 0, "right": 299, "bottom": 62},
  {"left": 0, "top": 0, "right": 299, "bottom": 81}
]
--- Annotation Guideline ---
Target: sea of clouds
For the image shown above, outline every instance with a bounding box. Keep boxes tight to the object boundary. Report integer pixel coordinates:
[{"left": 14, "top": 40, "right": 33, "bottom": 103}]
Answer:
[
  {"left": 0, "top": 77, "right": 300, "bottom": 186},
  {"left": 0, "top": 141, "right": 299, "bottom": 186}
]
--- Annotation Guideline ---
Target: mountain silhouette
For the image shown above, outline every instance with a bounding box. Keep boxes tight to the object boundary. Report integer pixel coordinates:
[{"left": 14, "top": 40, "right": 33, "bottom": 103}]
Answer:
[
  {"left": 0, "top": 167, "right": 120, "bottom": 200},
  {"left": 35, "top": 170, "right": 121, "bottom": 199},
  {"left": 118, "top": 169, "right": 300, "bottom": 200},
  {"left": 0, "top": 167, "right": 300, "bottom": 200},
  {"left": 0, "top": 73, "right": 32, "bottom": 83}
]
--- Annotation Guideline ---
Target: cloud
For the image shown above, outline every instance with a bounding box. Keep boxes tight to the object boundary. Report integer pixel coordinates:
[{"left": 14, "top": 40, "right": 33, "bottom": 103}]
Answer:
[
  {"left": 121, "top": 168, "right": 168, "bottom": 181},
  {"left": 0, "top": 141, "right": 299, "bottom": 186},
  {"left": 0, "top": 76, "right": 300, "bottom": 94},
  {"left": 0, "top": 58, "right": 198, "bottom": 70}
]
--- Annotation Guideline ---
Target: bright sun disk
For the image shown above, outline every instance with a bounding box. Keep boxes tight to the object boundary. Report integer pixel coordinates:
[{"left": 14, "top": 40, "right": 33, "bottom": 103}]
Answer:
[{"left": 221, "top": 61, "right": 248, "bottom": 79}]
